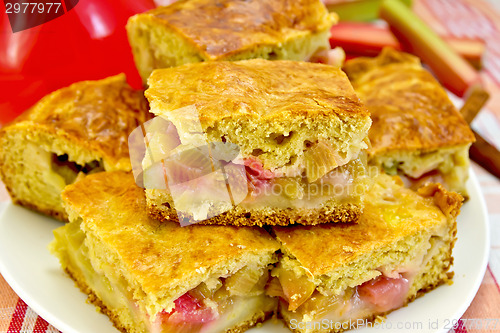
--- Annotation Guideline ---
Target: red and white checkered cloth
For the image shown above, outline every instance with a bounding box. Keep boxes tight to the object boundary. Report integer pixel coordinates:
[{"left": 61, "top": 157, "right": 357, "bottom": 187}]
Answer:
[{"left": 0, "top": 274, "right": 58, "bottom": 333}]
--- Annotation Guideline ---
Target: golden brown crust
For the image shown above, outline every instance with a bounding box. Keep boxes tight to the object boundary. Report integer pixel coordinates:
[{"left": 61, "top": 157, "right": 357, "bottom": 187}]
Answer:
[
  {"left": 2, "top": 74, "right": 150, "bottom": 170},
  {"left": 8, "top": 194, "right": 68, "bottom": 222},
  {"left": 276, "top": 175, "right": 458, "bottom": 333},
  {"left": 148, "top": 202, "right": 361, "bottom": 227},
  {"left": 61, "top": 171, "right": 279, "bottom": 297},
  {"left": 130, "top": 0, "right": 334, "bottom": 60},
  {"left": 272, "top": 174, "right": 462, "bottom": 277},
  {"left": 0, "top": 74, "right": 151, "bottom": 221},
  {"left": 146, "top": 59, "right": 369, "bottom": 129},
  {"left": 343, "top": 48, "right": 475, "bottom": 156},
  {"left": 417, "top": 183, "right": 464, "bottom": 219}
]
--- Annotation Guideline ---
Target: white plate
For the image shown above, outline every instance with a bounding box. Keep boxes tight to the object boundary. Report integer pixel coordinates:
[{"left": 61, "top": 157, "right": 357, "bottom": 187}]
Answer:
[{"left": 0, "top": 169, "right": 489, "bottom": 333}]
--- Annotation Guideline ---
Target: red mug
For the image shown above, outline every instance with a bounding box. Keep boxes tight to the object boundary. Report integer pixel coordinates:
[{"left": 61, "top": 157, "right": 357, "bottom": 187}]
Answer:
[{"left": 0, "top": 0, "right": 155, "bottom": 125}]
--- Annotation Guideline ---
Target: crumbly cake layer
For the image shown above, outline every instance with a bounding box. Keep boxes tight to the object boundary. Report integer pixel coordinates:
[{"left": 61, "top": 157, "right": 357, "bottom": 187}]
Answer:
[
  {"left": 272, "top": 175, "right": 461, "bottom": 289},
  {"left": 146, "top": 59, "right": 370, "bottom": 171},
  {"left": 0, "top": 75, "right": 150, "bottom": 221},
  {"left": 270, "top": 174, "right": 461, "bottom": 332},
  {"left": 54, "top": 231, "right": 276, "bottom": 333},
  {"left": 127, "top": 0, "right": 336, "bottom": 81},
  {"left": 279, "top": 251, "right": 454, "bottom": 333},
  {"left": 57, "top": 171, "right": 279, "bottom": 318},
  {"left": 143, "top": 152, "right": 370, "bottom": 226},
  {"left": 143, "top": 60, "right": 371, "bottom": 226},
  {"left": 370, "top": 145, "right": 471, "bottom": 197},
  {"left": 343, "top": 48, "right": 474, "bottom": 196},
  {"left": 147, "top": 198, "right": 361, "bottom": 227},
  {"left": 280, "top": 268, "right": 453, "bottom": 333}
]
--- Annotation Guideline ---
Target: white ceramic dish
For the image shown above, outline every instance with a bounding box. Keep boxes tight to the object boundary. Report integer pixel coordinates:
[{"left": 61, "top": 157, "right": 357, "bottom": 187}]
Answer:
[{"left": 0, "top": 169, "right": 489, "bottom": 333}]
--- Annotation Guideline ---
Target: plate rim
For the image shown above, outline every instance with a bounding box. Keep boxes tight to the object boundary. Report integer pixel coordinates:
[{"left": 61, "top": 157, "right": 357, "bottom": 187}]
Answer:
[{"left": 437, "top": 169, "right": 490, "bottom": 332}]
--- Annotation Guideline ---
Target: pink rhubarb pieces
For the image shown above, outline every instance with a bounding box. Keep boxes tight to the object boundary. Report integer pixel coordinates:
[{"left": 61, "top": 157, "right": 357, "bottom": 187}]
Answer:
[{"left": 329, "top": 22, "right": 485, "bottom": 68}]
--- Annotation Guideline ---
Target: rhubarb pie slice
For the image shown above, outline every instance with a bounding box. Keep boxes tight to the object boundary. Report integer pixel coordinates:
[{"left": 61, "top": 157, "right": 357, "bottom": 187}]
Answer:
[
  {"left": 50, "top": 171, "right": 280, "bottom": 333},
  {"left": 270, "top": 173, "right": 462, "bottom": 333},
  {"left": 126, "top": 0, "right": 336, "bottom": 82},
  {"left": 142, "top": 59, "right": 372, "bottom": 226},
  {"left": 0, "top": 74, "right": 150, "bottom": 221},
  {"left": 343, "top": 48, "right": 475, "bottom": 197}
]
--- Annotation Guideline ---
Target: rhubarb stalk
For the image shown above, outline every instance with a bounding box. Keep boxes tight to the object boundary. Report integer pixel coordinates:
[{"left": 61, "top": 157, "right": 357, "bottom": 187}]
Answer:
[
  {"left": 470, "top": 132, "right": 500, "bottom": 180},
  {"left": 329, "top": 22, "right": 485, "bottom": 68},
  {"left": 458, "top": 88, "right": 500, "bottom": 180},
  {"left": 445, "top": 36, "right": 485, "bottom": 69},
  {"left": 324, "top": 0, "right": 412, "bottom": 22},
  {"left": 379, "top": 0, "right": 480, "bottom": 97},
  {"left": 329, "top": 23, "right": 401, "bottom": 55}
]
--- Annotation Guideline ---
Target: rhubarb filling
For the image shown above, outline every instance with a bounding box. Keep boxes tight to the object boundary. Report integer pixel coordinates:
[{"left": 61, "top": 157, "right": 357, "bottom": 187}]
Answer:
[
  {"left": 375, "top": 146, "right": 470, "bottom": 195},
  {"left": 268, "top": 232, "right": 447, "bottom": 327},
  {"left": 22, "top": 143, "right": 104, "bottom": 191},
  {"left": 141, "top": 113, "right": 371, "bottom": 219},
  {"left": 15, "top": 143, "right": 105, "bottom": 217},
  {"left": 143, "top": 140, "right": 369, "bottom": 221},
  {"left": 51, "top": 153, "right": 104, "bottom": 185},
  {"left": 52, "top": 219, "right": 277, "bottom": 333},
  {"left": 239, "top": 152, "right": 368, "bottom": 210},
  {"left": 146, "top": 153, "right": 369, "bottom": 222},
  {"left": 270, "top": 272, "right": 411, "bottom": 326},
  {"left": 150, "top": 269, "right": 277, "bottom": 333},
  {"left": 397, "top": 170, "right": 447, "bottom": 192}
]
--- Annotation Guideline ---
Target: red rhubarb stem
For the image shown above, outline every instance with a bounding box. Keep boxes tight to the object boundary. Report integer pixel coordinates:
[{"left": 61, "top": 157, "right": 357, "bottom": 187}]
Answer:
[{"left": 379, "top": 0, "right": 481, "bottom": 97}]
